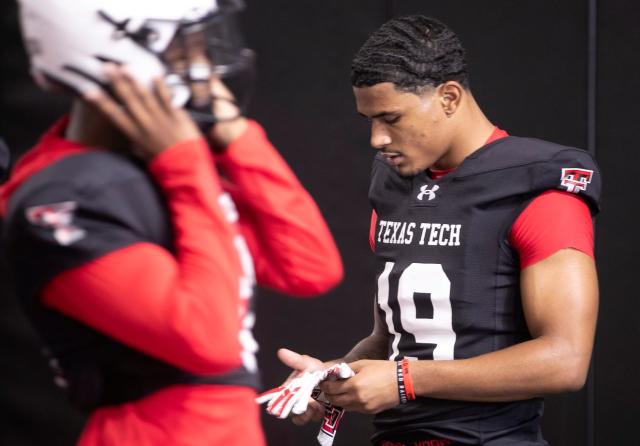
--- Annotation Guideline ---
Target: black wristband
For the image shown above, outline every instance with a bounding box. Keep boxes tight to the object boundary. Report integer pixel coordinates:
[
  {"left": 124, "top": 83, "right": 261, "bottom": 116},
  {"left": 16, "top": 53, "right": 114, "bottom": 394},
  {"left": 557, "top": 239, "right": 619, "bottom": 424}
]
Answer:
[{"left": 396, "top": 360, "right": 408, "bottom": 404}]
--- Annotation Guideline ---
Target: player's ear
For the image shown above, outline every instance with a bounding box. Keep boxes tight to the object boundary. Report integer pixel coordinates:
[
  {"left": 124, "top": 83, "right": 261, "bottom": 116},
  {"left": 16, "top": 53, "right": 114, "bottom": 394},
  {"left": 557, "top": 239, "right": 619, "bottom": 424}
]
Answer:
[{"left": 438, "top": 81, "right": 463, "bottom": 117}]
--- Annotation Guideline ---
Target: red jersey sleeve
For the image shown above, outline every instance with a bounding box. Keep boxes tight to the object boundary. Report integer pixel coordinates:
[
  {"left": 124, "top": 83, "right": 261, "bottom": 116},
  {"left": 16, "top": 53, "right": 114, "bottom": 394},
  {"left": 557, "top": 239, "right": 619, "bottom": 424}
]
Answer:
[
  {"left": 214, "top": 120, "right": 343, "bottom": 296},
  {"left": 509, "top": 190, "right": 594, "bottom": 269},
  {"left": 42, "top": 139, "right": 244, "bottom": 375}
]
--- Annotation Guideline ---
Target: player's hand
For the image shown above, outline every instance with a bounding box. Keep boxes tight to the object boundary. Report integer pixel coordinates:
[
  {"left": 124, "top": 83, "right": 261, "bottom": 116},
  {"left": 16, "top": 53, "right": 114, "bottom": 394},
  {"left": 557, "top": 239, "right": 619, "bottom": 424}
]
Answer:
[
  {"left": 290, "top": 399, "right": 325, "bottom": 425},
  {"left": 277, "top": 348, "right": 326, "bottom": 378},
  {"left": 319, "top": 360, "right": 399, "bottom": 414},
  {"left": 275, "top": 348, "right": 328, "bottom": 425},
  {"left": 208, "top": 77, "right": 248, "bottom": 149},
  {"left": 84, "top": 64, "right": 201, "bottom": 160}
]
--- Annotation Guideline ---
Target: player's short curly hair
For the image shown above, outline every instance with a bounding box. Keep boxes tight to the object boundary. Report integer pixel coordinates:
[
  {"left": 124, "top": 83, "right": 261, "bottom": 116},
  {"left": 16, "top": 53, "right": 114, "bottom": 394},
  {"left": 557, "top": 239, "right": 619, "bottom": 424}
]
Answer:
[{"left": 351, "top": 15, "right": 469, "bottom": 93}]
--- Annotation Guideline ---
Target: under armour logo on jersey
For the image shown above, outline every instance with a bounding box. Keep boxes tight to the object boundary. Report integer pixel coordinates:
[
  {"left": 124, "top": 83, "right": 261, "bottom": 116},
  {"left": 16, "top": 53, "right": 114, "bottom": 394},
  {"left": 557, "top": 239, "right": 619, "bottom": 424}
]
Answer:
[
  {"left": 417, "top": 184, "right": 440, "bottom": 201},
  {"left": 26, "top": 201, "right": 86, "bottom": 246},
  {"left": 560, "top": 168, "right": 593, "bottom": 193}
]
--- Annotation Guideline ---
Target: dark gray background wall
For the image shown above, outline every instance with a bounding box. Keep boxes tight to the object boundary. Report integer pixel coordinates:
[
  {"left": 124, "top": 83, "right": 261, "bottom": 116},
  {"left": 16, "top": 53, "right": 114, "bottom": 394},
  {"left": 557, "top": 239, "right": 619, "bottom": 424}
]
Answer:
[{"left": 1, "top": 1, "right": 638, "bottom": 445}]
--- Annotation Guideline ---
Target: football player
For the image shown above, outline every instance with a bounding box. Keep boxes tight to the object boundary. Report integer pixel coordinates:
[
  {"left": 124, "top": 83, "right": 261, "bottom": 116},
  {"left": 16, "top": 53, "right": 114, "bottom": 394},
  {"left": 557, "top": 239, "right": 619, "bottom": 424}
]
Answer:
[
  {"left": 1, "top": 0, "right": 343, "bottom": 445},
  {"left": 275, "top": 15, "right": 600, "bottom": 445}
]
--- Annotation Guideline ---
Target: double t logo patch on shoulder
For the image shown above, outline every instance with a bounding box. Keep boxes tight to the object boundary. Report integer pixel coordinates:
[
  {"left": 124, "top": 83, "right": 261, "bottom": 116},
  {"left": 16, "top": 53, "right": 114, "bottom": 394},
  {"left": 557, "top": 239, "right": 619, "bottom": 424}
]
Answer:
[
  {"left": 26, "top": 201, "right": 86, "bottom": 246},
  {"left": 560, "top": 168, "right": 593, "bottom": 193}
]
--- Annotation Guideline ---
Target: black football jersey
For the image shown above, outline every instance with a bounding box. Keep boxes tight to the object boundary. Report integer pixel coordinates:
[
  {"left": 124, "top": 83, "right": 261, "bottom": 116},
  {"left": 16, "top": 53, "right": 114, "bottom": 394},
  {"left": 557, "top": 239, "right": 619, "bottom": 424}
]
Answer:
[
  {"left": 3, "top": 150, "right": 258, "bottom": 412},
  {"left": 369, "top": 137, "right": 601, "bottom": 444}
]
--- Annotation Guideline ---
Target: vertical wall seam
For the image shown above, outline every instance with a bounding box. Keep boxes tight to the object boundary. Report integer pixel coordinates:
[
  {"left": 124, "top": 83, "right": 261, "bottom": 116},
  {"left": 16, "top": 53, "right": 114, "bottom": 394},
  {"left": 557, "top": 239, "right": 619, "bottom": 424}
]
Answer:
[
  {"left": 385, "top": 0, "right": 396, "bottom": 20},
  {"left": 587, "top": 0, "right": 597, "bottom": 445},
  {"left": 588, "top": 0, "right": 597, "bottom": 158}
]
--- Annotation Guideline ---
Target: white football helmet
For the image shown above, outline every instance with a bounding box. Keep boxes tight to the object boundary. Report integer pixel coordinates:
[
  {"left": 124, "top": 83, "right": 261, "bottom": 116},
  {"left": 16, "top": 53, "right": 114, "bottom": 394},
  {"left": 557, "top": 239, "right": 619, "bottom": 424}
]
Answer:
[{"left": 18, "top": 0, "right": 255, "bottom": 122}]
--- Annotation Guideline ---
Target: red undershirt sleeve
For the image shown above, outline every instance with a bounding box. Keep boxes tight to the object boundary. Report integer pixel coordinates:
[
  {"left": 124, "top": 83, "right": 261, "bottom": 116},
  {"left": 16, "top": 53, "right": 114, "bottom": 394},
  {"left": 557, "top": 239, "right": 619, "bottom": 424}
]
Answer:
[
  {"left": 509, "top": 190, "right": 594, "bottom": 269},
  {"left": 41, "top": 139, "right": 244, "bottom": 375},
  {"left": 214, "top": 120, "right": 343, "bottom": 296},
  {"left": 370, "top": 209, "right": 377, "bottom": 252}
]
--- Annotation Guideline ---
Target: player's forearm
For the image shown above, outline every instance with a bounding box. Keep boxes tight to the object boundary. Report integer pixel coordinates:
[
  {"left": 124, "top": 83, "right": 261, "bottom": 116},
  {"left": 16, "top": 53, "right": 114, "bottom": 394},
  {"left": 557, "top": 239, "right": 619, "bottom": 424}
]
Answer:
[
  {"left": 144, "top": 139, "right": 247, "bottom": 371},
  {"left": 149, "top": 139, "right": 242, "bottom": 288},
  {"left": 341, "top": 333, "right": 389, "bottom": 364},
  {"left": 42, "top": 243, "right": 243, "bottom": 375},
  {"left": 411, "top": 335, "right": 592, "bottom": 402},
  {"left": 215, "top": 121, "right": 343, "bottom": 295}
]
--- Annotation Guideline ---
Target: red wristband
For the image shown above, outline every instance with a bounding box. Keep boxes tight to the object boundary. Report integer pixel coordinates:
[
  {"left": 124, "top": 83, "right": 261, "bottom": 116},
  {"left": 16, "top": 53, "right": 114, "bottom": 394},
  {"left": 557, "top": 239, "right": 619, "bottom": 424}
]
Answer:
[{"left": 401, "top": 358, "right": 416, "bottom": 401}]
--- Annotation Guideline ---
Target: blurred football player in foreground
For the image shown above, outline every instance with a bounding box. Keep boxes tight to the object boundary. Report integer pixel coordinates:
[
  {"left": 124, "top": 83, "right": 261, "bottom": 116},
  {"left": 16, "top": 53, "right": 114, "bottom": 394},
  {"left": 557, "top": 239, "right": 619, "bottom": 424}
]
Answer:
[{"left": 1, "top": 0, "right": 343, "bottom": 444}]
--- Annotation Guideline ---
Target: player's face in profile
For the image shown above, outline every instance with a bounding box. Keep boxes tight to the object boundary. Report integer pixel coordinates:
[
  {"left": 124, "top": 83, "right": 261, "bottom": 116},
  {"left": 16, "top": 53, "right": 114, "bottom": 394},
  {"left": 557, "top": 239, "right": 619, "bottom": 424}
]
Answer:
[{"left": 354, "top": 82, "right": 450, "bottom": 176}]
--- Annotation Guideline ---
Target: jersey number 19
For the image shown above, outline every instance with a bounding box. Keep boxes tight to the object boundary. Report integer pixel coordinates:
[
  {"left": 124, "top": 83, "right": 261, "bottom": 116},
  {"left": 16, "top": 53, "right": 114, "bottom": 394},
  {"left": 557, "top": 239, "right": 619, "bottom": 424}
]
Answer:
[{"left": 377, "top": 261, "right": 456, "bottom": 360}]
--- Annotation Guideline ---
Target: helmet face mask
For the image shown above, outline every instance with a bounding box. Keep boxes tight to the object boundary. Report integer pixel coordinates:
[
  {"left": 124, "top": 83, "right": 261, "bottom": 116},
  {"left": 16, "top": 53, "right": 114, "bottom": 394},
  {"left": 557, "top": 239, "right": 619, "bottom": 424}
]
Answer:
[
  {"left": 18, "top": 0, "right": 255, "bottom": 123},
  {"left": 162, "top": 13, "right": 256, "bottom": 124}
]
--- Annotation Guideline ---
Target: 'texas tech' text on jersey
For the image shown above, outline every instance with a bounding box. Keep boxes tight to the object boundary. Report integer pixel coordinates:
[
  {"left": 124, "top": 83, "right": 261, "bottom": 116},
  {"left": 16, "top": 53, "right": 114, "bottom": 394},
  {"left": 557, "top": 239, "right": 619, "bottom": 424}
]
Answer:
[{"left": 376, "top": 219, "right": 462, "bottom": 247}]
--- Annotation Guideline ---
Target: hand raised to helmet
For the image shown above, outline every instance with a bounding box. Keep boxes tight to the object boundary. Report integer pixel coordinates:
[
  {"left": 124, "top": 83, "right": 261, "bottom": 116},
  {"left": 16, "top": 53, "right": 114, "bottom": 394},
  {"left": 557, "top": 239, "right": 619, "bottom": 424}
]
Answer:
[{"left": 84, "top": 64, "right": 201, "bottom": 161}]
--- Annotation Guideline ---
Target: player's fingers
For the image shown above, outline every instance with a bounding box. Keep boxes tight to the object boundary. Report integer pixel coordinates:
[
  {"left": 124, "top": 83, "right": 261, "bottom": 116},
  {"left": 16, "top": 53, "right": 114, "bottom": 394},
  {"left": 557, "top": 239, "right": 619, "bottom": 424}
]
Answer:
[
  {"left": 276, "top": 391, "right": 300, "bottom": 419},
  {"left": 292, "top": 381, "right": 316, "bottom": 415},
  {"left": 291, "top": 413, "right": 311, "bottom": 426},
  {"left": 277, "top": 348, "right": 306, "bottom": 370},
  {"left": 210, "top": 76, "right": 235, "bottom": 100},
  {"left": 208, "top": 76, "right": 242, "bottom": 122},
  {"left": 104, "top": 65, "right": 153, "bottom": 128},
  {"left": 256, "top": 386, "right": 283, "bottom": 405},
  {"left": 278, "top": 348, "right": 322, "bottom": 372},
  {"left": 267, "top": 386, "right": 298, "bottom": 418},
  {"left": 346, "top": 360, "right": 366, "bottom": 373},
  {"left": 119, "top": 66, "right": 165, "bottom": 123},
  {"left": 153, "top": 76, "right": 204, "bottom": 137},
  {"left": 318, "top": 380, "right": 348, "bottom": 396},
  {"left": 325, "top": 394, "right": 351, "bottom": 410},
  {"left": 308, "top": 400, "right": 325, "bottom": 421},
  {"left": 311, "top": 401, "right": 326, "bottom": 421},
  {"left": 291, "top": 400, "right": 324, "bottom": 425},
  {"left": 153, "top": 76, "right": 177, "bottom": 115},
  {"left": 281, "top": 370, "right": 303, "bottom": 386},
  {"left": 83, "top": 89, "right": 138, "bottom": 140},
  {"left": 266, "top": 385, "right": 294, "bottom": 415},
  {"left": 292, "top": 395, "right": 309, "bottom": 415}
]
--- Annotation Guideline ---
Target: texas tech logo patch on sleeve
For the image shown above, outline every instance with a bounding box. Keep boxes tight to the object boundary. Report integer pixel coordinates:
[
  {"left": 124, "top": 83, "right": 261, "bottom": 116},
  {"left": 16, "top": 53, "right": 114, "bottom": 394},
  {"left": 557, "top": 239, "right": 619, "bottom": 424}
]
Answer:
[
  {"left": 560, "top": 168, "right": 594, "bottom": 193},
  {"left": 26, "top": 201, "right": 86, "bottom": 246}
]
